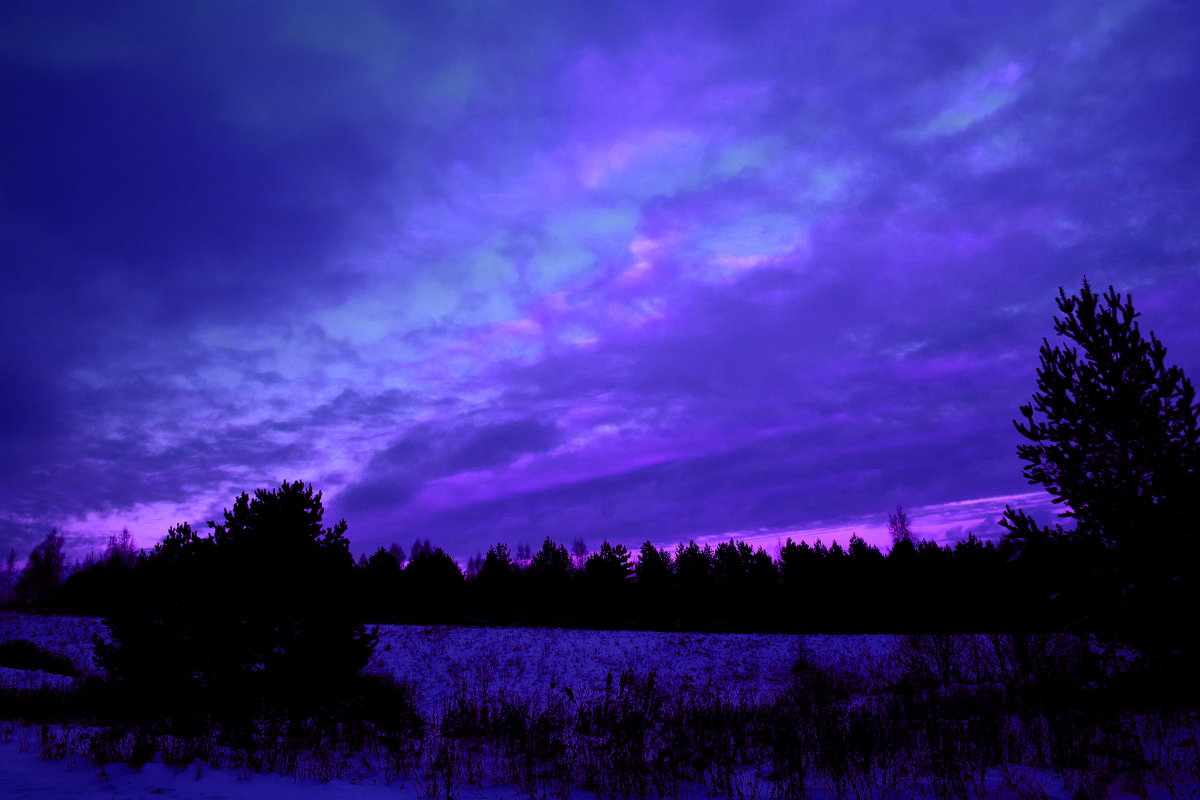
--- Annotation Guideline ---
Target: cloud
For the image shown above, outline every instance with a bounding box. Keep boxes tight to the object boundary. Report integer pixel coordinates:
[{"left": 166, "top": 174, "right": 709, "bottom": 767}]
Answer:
[
  {"left": 1, "top": 0, "right": 1198, "bottom": 563},
  {"left": 447, "top": 419, "right": 561, "bottom": 473}
]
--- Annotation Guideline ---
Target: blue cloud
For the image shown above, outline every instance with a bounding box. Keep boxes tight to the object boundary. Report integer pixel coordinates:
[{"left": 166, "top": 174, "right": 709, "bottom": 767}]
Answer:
[{"left": 2, "top": 0, "right": 1198, "bottom": 562}]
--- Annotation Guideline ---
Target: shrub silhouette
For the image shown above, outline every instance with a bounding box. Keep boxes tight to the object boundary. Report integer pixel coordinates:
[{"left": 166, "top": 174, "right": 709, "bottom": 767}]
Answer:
[
  {"left": 60, "top": 530, "right": 141, "bottom": 614},
  {"left": 97, "top": 481, "right": 374, "bottom": 708},
  {"left": 0, "top": 639, "right": 79, "bottom": 676}
]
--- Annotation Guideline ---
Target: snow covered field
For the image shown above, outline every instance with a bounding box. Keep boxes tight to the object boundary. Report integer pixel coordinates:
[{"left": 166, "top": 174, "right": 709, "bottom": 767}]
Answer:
[
  {"left": 0, "top": 613, "right": 108, "bottom": 676},
  {"left": 0, "top": 736, "right": 1131, "bottom": 800},
  {"left": 0, "top": 612, "right": 897, "bottom": 714},
  {"left": 0, "top": 614, "right": 903, "bottom": 799},
  {"left": 0, "top": 614, "right": 1187, "bottom": 800},
  {"left": 0, "top": 721, "right": 1167, "bottom": 800},
  {"left": 0, "top": 733, "right": 441, "bottom": 800},
  {"left": 365, "top": 625, "right": 896, "bottom": 715}
]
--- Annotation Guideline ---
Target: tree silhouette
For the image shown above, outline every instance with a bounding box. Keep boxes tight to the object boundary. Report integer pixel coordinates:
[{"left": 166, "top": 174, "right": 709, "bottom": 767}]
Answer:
[
  {"left": 526, "top": 537, "right": 573, "bottom": 620},
  {"left": 529, "top": 537, "right": 573, "bottom": 582},
  {"left": 571, "top": 537, "right": 589, "bottom": 568},
  {"left": 673, "top": 541, "right": 714, "bottom": 625},
  {"left": 779, "top": 538, "right": 818, "bottom": 589},
  {"left": 98, "top": 482, "right": 374, "bottom": 705},
  {"left": 403, "top": 543, "right": 464, "bottom": 621},
  {"left": 361, "top": 545, "right": 403, "bottom": 619},
  {"left": 634, "top": 541, "right": 673, "bottom": 627},
  {"left": 16, "top": 529, "right": 66, "bottom": 607},
  {"left": 712, "top": 540, "right": 751, "bottom": 592},
  {"left": 826, "top": 540, "right": 846, "bottom": 563},
  {"left": 366, "top": 545, "right": 401, "bottom": 572},
  {"left": 3, "top": 548, "right": 16, "bottom": 607},
  {"left": 847, "top": 534, "right": 883, "bottom": 564},
  {"left": 105, "top": 528, "right": 139, "bottom": 569},
  {"left": 580, "top": 540, "right": 633, "bottom": 624},
  {"left": 478, "top": 543, "right": 516, "bottom": 584},
  {"left": 583, "top": 540, "right": 633, "bottom": 585},
  {"left": 60, "top": 530, "right": 141, "bottom": 614},
  {"left": 475, "top": 543, "right": 518, "bottom": 620},
  {"left": 1003, "top": 280, "right": 1200, "bottom": 636},
  {"left": 1004, "top": 279, "right": 1199, "bottom": 556},
  {"left": 887, "top": 505, "right": 915, "bottom": 547}
]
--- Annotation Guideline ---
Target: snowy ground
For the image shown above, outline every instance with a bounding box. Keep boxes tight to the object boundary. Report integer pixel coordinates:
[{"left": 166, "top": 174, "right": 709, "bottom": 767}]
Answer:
[
  {"left": 365, "top": 625, "right": 896, "bottom": 714},
  {"left": 0, "top": 614, "right": 1178, "bottom": 799},
  {"left": 0, "top": 666, "right": 75, "bottom": 692},
  {"left": 0, "top": 614, "right": 904, "bottom": 798},
  {"left": 0, "top": 613, "right": 108, "bottom": 677},
  {"left": 0, "top": 612, "right": 897, "bottom": 713},
  {"left": 0, "top": 728, "right": 536, "bottom": 800},
  {"left": 0, "top": 727, "right": 1162, "bottom": 800}
]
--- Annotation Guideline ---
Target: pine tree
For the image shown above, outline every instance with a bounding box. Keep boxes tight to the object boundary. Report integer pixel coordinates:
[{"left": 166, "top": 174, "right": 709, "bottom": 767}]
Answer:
[
  {"left": 1002, "top": 280, "right": 1200, "bottom": 637},
  {"left": 1003, "top": 279, "right": 1199, "bottom": 557},
  {"left": 634, "top": 541, "right": 673, "bottom": 592},
  {"left": 99, "top": 482, "right": 375, "bottom": 702},
  {"left": 583, "top": 540, "right": 633, "bottom": 585},
  {"left": 403, "top": 543, "right": 464, "bottom": 619},
  {"left": 633, "top": 541, "right": 674, "bottom": 627},
  {"left": 527, "top": 538, "right": 573, "bottom": 621}
]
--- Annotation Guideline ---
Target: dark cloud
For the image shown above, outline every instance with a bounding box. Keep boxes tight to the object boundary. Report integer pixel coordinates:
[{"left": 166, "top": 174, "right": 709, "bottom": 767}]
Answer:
[
  {"left": 336, "top": 416, "right": 562, "bottom": 520},
  {"left": 1, "top": 47, "right": 389, "bottom": 340},
  {"left": 335, "top": 434, "right": 437, "bottom": 518},
  {"left": 341, "top": 417, "right": 1030, "bottom": 558},
  {"left": 2, "top": 0, "right": 1198, "bottom": 562},
  {"left": 447, "top": 419, "right": 561, "bottom": 472}
]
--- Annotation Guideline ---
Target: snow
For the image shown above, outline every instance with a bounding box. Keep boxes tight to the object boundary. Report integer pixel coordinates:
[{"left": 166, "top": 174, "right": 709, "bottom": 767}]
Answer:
[
  {"left": 364, "top": 625, "right": 896, "bottom": 714},
  {"left": 1, "top": 612, "right": 901, "bottom": 715},
  {"left": 1, "top": 732, "right": 1167, "bottom": 800},
  {"left": 0, "top": 615, "right": 912, "bottom": 798},
  {"left": 0, "top": 614, "right": 1185, "bottom": 800},
  {"left": 0, "top": 612, "right": 109, "bottom": 676},
  {"left": 0, "top": 732, "right": 487, "bottom": 800},
  {"left": 0, "top": 666, "right": 74, "bottom": 692}
]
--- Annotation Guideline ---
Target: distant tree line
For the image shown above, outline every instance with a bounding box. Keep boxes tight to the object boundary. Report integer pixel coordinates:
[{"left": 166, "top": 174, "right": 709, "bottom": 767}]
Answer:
[
  {"left": 347, "top": 523, "right": 1041, "bottom": 632},
  {"left": 1, "top": 528, "right": 137, "bottom": 611},
  {"left": 4, "top": 279, "right": 1196, "bottom": 640},
  {"left": 4, "top": 510, "right": 1143, "bottom": 634},
  {"left": 329, "top": 495, "right": 1196, "bottom": 632}
]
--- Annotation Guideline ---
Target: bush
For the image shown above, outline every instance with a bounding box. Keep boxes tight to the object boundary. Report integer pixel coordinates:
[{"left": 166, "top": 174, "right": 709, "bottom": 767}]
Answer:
[{"left": 0, "top": 639, "right": 78, "bottom": 677}]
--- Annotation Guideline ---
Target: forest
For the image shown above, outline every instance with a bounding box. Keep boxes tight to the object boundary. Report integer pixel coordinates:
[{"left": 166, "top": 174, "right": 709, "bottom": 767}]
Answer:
[{"left": 4, "top": 515, "right": 1160, "bottom": 635}]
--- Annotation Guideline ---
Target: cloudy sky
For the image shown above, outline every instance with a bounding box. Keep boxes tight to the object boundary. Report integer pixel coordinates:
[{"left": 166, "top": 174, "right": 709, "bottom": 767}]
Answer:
[{"left": 2, "top": 0, "right": 1198, "bottom": 562}]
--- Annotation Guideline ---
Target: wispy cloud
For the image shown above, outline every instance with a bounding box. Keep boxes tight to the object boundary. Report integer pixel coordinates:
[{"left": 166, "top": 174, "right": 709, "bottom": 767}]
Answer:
[{"left": 1, "top": 0, "right": 1197, "bottom": 560}]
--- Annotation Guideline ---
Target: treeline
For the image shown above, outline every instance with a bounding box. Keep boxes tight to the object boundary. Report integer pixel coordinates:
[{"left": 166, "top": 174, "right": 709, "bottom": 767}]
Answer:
[
  {"left": 348, "top": 531, "right": 1123, "bottom": 632},
  {"left": 9, "top": 521, "right": 1137, "bottom": 633},
  {"left": 1, "top": 528, "right": 137, "bottom": 611},
  {"left": 6, "top": 280, "right": 1197, "bottom": 637},
  {"left": 356, "top": 533, "right": 1021, "bottom": 631}
]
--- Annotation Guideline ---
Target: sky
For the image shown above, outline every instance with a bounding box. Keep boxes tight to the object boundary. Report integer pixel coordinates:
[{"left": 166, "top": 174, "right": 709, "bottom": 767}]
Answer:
[{"left": 2, "top": 0, "right": 1198, "bottom": 563}]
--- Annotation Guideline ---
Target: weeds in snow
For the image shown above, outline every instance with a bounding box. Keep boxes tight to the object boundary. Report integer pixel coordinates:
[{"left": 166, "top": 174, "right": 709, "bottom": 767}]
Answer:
[{"left": 1, "top": 634, "right": 1197, "bottom": 799}]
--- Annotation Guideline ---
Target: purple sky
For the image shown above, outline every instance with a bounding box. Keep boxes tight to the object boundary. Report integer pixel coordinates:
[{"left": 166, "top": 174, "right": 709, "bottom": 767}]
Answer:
[{"left": 3, "top": 1, "right": 1199, "bottom": 563}]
